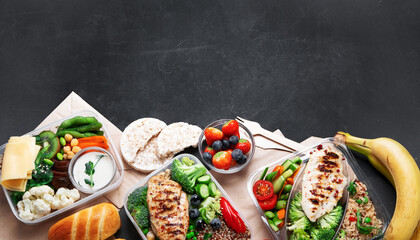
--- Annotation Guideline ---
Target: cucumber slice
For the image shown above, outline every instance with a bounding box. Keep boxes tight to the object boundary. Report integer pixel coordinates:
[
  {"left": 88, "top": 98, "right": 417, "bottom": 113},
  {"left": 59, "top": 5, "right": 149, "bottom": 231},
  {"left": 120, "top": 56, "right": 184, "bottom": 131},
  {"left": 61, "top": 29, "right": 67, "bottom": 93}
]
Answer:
[
  {"left": 264, "top": 211, "right": 276, "bottom": 219},
  {"left": 273, "top": 176, "right": 285, "bottom": 194},
  {"left": 282, "top": 160, "right": 293, "bottom": 171},
  {"left": 196, "top": 184, "right": 209, "bottom": 199},
  {"left": 208, "top": 182, "right": 218, "bottom": 197},
  {"left": 291, "top": 157, "right": 302, "bottom": 164},
  {"left": 268, "top": 219, "right": 279, "bottom": 231},
  {"left": 281, "top": 169, "right": 294, "bottom": 180},
  {"left": 273, "top": 215, "right": 283, "bottom": 226},
  {"left": 197, "top": 175, "right": 211, "bottom": 184},
  {"left": 289, "top": 163, "right": 299, "bottom": 172},
  {"left": 265, "top": 171, "right": 278, "bottom": 182}
]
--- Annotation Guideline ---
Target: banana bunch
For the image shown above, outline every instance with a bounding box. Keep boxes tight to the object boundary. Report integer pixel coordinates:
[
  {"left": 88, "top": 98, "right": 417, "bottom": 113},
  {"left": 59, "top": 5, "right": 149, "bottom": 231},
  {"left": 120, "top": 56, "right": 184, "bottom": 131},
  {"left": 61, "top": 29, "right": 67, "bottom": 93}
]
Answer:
[{"left": 336, "top": 132, "right": 420, "bottom": 240}]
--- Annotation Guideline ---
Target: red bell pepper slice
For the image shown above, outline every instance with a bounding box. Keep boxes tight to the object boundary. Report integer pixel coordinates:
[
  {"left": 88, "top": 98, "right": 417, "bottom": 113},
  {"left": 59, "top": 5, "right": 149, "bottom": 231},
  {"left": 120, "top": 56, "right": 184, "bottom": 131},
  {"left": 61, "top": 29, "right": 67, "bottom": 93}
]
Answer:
[{"left": 220, "top": 197, "right": 247, "bottom": 233}]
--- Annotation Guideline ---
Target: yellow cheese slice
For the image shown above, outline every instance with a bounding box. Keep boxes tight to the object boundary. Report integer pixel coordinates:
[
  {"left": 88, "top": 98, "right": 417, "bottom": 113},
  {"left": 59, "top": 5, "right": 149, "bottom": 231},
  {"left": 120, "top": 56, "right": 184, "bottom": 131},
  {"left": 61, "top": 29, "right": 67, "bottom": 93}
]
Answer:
[
  {"left": 1, "top": 136, "right": 38, "bottom": 191},
  {"left": 3, "top": 179, "right": 27, "bottom": 192},
  {"left": 8, "top": 136, "right": 37, "bottom": 173}
]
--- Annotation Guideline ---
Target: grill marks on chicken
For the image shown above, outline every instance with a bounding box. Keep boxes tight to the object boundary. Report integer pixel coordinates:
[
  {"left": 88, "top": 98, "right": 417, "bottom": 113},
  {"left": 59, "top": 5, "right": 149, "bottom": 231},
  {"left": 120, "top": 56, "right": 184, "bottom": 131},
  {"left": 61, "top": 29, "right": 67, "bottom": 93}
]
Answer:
[
  {"left": 147, "top": 171, "right": 189, "bottom": 240},
  {"left": 301, "top": 146, "right": 347, "bottom": 222}
]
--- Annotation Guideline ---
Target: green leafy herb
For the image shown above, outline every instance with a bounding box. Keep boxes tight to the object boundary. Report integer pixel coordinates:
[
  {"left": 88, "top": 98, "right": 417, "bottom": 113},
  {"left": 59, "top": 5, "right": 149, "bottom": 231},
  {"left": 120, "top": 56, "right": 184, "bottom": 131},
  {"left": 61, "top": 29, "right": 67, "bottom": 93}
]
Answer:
[
  {"left": 85, "top": 161, "right": 95, "bottom": 175},
  {"left": 347, "top": 181, "right": 357, "bottom": 196},
  {"left": 84, "top": 154, "right": 105, "bottom": 187},
  {"left": 356, "top": 209, "right": 383, "bottom": 236}
]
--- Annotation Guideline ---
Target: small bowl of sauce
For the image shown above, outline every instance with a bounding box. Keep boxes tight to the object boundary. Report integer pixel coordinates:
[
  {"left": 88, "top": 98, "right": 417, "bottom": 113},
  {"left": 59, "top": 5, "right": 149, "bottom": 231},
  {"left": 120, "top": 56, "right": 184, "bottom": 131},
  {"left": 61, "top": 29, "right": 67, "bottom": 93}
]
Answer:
[{"left": 68, "top": 147, "right": 116, "bottom": 194}]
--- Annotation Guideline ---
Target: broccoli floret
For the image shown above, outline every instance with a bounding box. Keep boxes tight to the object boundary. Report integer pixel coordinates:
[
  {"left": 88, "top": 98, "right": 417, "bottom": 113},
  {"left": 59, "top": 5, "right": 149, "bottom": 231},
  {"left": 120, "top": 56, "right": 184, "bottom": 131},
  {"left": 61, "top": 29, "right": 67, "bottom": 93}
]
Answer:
[
  {"left": 288, "top": 215, "right": 312, "bottom": 231},
  {"left": 131, "top": 204, "right": 149, "bottom": 229},
  {"left": 289, "top": 192, "right": 305, "bottom": 222},
  {"left": 171, "top": 157, "right": 207, "bottom": 193},
  {"left": 181, "top": 156, "right": 195, "bottom": 166},
  {"left": 316, "top": 205, "right": 343, "bottom": 229},
  {"left": 289, "top": 229, "right": 311, "bottom": 240},
  {"left": 199, "top": 196, "right": 221, "bottom": 224},
  {"left": 127, "top": 186, "right": 148, "bottom": 212},
  {"left": 310, "top": 227, "right": 336, "bottom": 240}
]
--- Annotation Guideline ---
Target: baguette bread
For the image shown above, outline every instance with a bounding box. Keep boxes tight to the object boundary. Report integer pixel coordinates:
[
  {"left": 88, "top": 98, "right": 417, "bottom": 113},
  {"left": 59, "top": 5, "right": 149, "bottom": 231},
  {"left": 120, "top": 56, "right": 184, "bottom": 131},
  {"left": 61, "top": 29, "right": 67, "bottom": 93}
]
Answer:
[{"left": 48, "top": 203, "right": 121, "bottom": 240}]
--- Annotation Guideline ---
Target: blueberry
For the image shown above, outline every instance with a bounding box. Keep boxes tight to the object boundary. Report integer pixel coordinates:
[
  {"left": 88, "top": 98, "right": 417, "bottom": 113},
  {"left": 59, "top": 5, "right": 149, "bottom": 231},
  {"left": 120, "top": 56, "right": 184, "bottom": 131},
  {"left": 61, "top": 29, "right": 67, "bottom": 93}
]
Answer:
[
  {"left": 236, "top": 155, "right": 247, "bottom": 164},
  {"left": 189, "top": 208, "right": 200, "bottom": 219},
  {"left": 203, "top": 152, "right": 213, "bottom": 162},
  {"left": 210, "top": 218, "right": 222, "bottom": 230},
  {"left": 195, "top": 218, "right": 205, "bottom": 230},
  {"left": 231, "top": 149, "right": 244, "bottom": 161},
  {"left": 229, "top": 135, "right": 239, "bottom": 146},
  {"left": 212, "top": 140, "right": 223, "bottom": 151},
  {"left": 222, "top": 139, "right": 230, "bottom": 150},
  {"left": 190, "top": 194, "right": 201, "bottom": 207}
]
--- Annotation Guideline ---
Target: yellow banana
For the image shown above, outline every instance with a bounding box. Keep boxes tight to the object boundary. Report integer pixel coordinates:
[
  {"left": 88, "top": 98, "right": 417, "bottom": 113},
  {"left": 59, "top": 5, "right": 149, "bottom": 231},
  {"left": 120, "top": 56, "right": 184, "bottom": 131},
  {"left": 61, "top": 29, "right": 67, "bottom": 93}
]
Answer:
[
  {"left": 336, "top": 132, "right": 420, "bottom": 240},
  {"left": 343, "top": 139, "right": 395, "bottom": 187},
  {"left": 411, "top": 223, "right": 420, "bottom": 240}
]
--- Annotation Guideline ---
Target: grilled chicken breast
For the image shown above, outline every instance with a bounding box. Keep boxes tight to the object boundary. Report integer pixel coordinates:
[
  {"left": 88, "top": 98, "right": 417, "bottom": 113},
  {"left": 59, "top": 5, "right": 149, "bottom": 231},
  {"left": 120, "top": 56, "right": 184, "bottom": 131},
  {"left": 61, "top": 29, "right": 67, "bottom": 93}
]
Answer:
[
  {"left": 301, "top": 145, "right": 347, "bottom": 222},
  {"left": 147, "top": 170, "right": 189, "bottom": 240}
]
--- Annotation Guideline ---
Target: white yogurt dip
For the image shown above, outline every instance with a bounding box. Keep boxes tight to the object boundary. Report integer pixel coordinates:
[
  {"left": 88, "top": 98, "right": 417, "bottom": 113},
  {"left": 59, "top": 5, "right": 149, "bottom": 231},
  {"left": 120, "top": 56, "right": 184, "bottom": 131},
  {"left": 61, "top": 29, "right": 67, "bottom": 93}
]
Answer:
[{"left": 73, "top": 151, "right": 114, "bottom": 190}]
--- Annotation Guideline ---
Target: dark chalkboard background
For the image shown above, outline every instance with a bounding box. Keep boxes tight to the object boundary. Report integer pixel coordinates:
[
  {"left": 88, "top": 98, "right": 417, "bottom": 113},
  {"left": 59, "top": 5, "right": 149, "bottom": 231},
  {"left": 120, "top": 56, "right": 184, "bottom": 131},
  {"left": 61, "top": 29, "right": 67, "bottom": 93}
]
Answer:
[{"left": 0, "top": 0, "right": 419, "bottom": 238}]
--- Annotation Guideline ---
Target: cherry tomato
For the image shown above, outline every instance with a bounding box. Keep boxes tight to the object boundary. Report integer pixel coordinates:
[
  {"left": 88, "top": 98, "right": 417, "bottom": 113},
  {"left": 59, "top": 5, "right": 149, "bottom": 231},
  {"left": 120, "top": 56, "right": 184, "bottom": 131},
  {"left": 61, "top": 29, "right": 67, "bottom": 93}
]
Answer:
[
  {"left": 258, "top": 194, "right": 277, "bottom": 211},
  {"left": 253, "top": 180, "right": 274, "bottom": 201}
]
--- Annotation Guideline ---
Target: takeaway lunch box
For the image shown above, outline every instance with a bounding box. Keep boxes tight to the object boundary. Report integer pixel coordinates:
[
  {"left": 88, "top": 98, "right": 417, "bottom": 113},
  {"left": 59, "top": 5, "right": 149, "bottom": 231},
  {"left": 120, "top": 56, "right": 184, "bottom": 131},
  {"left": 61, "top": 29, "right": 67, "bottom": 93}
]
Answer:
[
  {"left": 0, "top": 110, "right": 124, "bottom": 224},
  {"left": 247, "top": 138, "right": 390, "bottom": 240},
  {"left": 124, "top": 153, "right": 253, "bottom": 240}
]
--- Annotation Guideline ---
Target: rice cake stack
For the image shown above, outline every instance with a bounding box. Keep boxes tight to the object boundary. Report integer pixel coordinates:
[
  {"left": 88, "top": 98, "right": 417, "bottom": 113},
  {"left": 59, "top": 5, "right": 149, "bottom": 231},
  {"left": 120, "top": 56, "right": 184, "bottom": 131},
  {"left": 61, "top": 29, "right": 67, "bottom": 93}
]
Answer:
[{"left": 120, "top": 118, "right": 202, "bottom": 172}]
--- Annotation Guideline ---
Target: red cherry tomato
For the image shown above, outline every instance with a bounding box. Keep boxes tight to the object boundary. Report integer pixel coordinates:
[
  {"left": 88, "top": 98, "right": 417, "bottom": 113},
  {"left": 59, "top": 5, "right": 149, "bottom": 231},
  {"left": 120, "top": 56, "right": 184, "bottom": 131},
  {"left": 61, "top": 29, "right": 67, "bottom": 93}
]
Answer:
[
  {"left": 253, "top": 180, "right": 274, "bottom": 201},
  {"left": 258, "top": 194, "right": 277, "bottom": 211}
]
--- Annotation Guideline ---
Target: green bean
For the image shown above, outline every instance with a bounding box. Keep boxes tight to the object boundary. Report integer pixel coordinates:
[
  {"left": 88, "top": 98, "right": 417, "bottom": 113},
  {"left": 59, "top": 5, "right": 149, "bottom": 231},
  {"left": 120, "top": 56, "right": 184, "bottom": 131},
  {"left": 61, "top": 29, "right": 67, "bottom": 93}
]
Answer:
[
  {"left": 283, "top": 184, "right": 293, "bottom": 193},
  {"left": 58, "top": 116, "right": 98, "bottom": 131},
  {"left": 56, "top": 130, "right": 87, "bottom": 138},
  {"left": 84, "top": 132, "right": 100, "bottom": 137},
  {"left": 65, "top": 122, "right": 102, "bottom": 133},
  {"left": 56, "top": 153, "right": 63, "bottom": 161},
  {"left": 275, "top": 200, "right": 287, "bottom": 210},
  {"left": 260, "top": 167, "right": 269, "bottom": 180}
]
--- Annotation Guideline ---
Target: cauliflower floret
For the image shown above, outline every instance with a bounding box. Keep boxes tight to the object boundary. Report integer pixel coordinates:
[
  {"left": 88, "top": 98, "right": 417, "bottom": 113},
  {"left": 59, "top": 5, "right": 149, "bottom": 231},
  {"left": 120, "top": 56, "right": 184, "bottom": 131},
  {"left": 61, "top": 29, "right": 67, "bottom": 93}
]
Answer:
[
  {"left": 17, "top": 186, "right": 81, "bottom": 221},
  {"left": 17, "top": 199, "right": 34, "bottom": 221},
  {"left": 32, "top": 199, "right": 51, "bottom": 219},
  {"left": 23, "top": 185, "right": 54, "bottom": 200},
  {"left": 51, "top": 188, "right": 80, "bottom": 210}
]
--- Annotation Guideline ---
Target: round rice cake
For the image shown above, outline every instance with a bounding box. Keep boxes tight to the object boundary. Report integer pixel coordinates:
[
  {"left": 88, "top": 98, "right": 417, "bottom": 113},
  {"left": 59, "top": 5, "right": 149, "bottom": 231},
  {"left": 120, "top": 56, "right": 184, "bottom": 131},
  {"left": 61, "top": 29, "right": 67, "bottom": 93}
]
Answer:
[
  {"left": 120, "top": 118, "right": 166, "bottom": 163},
  {"left": 126, "top": 136, "right": 174, "bottom": 173},
  {"left": 156, "top": 122, "right": 202, "bottom": 157}
]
